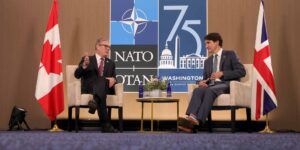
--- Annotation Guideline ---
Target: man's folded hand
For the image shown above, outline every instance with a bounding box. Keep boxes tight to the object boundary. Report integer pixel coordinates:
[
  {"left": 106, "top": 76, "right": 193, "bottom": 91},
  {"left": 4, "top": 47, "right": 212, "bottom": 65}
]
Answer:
[{"left": 106, "top": 77, "right": 116, "bottom": 88}]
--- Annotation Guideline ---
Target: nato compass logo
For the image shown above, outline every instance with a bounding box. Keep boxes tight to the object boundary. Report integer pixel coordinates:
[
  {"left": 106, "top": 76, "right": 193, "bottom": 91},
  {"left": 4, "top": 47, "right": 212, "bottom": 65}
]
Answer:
[
  {"left": 110, "top": 0, "right": 158, "bottom": 45},
  {"left": 121, "top": 7, "right": 148, "bottom": 36}
]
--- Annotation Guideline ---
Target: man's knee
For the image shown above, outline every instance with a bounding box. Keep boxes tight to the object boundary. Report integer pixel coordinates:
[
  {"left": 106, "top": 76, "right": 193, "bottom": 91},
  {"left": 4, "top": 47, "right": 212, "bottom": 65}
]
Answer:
[
  {"left": 206, "top": 84, "right": 229, "bottom": 94},
  {"left": 193, "top": 87, "right": 206, "bottom": 95},
  {"left": 204, "top": 87, "right": 215, "bottom": 95}
]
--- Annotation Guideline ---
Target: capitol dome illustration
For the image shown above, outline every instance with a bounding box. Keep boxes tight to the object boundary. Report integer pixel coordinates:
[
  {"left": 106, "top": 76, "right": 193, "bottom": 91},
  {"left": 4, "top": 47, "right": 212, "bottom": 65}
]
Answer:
[
  {"left": 159, "top": 43, "right": 175, "bottom": 68},
  {"left": 158, "top": 35, "right": 206, "bottom": 69}
]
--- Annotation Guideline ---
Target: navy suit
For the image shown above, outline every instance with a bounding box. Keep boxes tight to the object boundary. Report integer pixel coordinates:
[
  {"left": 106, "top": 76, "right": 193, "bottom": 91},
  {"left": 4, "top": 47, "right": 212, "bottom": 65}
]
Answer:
[
  {"left": 186, "top": 50, "right": 246, "bottom": 122},
  {"left": 74, "top": 55, "right": 116, "bottom": 124}
]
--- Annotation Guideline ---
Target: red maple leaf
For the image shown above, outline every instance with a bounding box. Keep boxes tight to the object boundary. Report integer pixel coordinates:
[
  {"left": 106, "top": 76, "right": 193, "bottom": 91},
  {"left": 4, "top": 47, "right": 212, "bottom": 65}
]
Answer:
[{"left": 41, "top": 40, "right": 62, "bottom": 74}]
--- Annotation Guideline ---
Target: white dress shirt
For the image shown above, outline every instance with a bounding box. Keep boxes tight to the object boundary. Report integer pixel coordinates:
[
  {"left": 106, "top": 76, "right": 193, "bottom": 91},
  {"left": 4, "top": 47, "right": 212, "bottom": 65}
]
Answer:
[
  {"left": 213, "top": 48, "right": 223, "bottom": 81},
  {"left": 95, "top": 53, "right": 105, "bottom": 68}
]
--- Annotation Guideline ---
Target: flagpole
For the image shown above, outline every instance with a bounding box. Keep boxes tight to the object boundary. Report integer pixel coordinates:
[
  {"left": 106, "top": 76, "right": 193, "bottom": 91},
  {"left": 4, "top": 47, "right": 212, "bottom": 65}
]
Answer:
[
  {"left": 259, "top": 114, "right": 275, "bottom": 133},
  {"left": 49, "top": 118, "right": 63, "bottom": 132}
]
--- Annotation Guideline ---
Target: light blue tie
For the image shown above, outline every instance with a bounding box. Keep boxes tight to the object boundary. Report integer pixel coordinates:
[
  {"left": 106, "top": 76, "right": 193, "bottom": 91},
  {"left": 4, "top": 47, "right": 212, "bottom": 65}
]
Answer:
[{"left": 213, "top": 54, "right": 218, "bottom": 72}]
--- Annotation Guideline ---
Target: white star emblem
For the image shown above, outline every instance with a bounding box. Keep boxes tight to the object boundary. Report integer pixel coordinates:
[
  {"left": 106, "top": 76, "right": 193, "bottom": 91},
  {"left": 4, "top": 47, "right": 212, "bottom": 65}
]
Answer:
[{"left": 120, "top": 7, "right": 148, "bottom": 36}]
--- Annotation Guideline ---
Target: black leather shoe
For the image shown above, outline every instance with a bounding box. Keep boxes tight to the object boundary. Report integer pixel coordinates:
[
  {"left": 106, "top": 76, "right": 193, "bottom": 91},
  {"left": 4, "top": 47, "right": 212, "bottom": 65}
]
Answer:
[
  {"left": 178, "top": 117, "right": 198, "bottom": 133},
  {"left": 88, "top": 100, "right": 98, "bottom": 114},
  {"left": 102, "top": 123, "right": 118, "bottom": 133},
  {"left": 178, "top": 117, "right": 194, "bottom": 129}
]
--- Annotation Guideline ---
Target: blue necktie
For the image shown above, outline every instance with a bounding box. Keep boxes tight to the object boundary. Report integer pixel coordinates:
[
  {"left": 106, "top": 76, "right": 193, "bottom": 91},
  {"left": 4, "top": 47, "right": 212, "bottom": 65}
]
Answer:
[{"left": 213, "top": 54, "right": 218, "bottom": 72}]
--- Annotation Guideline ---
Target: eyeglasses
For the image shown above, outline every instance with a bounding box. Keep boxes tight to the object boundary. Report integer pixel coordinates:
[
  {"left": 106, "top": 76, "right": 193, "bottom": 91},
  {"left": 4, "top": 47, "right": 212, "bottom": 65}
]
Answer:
[{"left": 99, "top": 44, "right": 111, "bottom": 50}]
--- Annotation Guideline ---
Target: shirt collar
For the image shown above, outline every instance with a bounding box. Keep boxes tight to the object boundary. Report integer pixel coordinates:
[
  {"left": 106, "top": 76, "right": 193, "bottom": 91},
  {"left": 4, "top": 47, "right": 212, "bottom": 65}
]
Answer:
[
  {"left": 95, "top": 53, "right": 104, "bottom": 61},
  {"left": 215, "top": 48, "right": 223, "bottom": 57}
]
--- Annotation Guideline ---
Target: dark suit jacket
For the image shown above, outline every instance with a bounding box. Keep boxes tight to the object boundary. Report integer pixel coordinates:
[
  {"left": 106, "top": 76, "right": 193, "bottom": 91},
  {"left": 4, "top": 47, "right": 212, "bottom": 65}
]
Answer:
[
  {"left": 203, "top": 50, "right": 246, "bottom": 84},
  {"left": 74, "top": 55, "right": 116, "bottom": 96}
]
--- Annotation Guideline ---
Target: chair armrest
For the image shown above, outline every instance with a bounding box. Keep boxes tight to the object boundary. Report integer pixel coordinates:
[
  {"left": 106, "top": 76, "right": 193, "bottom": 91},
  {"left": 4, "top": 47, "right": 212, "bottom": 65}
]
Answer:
[
  {"left": 230, "top": 81, "right": 251, "bottom": 107},
  {"left": 187, "top": 84, "right": 198, "bottom": 103},
  {"left": 114, "top": 83, "right": 124, "bottom": 106},
  {"left": 67, "top": 80, "right": 81, "bottom": 106}
]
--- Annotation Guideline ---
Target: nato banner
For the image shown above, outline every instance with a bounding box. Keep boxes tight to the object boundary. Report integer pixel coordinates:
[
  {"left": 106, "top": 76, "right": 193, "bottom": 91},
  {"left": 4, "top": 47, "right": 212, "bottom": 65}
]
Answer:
[{"left": 110, "top": 0, "right": 207, "bottom": 92}]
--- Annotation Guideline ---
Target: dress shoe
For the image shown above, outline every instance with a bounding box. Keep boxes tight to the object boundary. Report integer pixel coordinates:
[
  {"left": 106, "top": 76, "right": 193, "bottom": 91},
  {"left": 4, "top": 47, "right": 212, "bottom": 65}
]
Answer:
[
  {"left": 101, "top": 123, "right": 118, "bottom": 133},
  {"left": 187, "top": 116, "right": 200, "bottom": 126},
  {"left": 88, "top": 100, "right": 98, "bottom": 114},
  {"left": 178, "top": 117, "right": 194, "bottom": 129},
  {"left": 178, "top": 117, "right": 200, "bottom": 133},
  {"left": 178, "top": 125, "right": 192, "bottom": 133}
]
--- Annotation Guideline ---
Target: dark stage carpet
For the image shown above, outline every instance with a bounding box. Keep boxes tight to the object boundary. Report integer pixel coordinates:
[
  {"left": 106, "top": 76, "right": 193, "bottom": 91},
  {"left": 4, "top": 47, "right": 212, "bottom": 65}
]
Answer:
[{"left": 0, "top": 131, "right": 299, "bottom": 150}]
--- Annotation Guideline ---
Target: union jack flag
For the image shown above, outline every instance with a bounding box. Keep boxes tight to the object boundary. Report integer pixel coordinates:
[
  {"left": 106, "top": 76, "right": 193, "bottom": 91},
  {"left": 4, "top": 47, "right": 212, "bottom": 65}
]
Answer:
[{"left": 251, "top": 0, "right": 277, "bottom": 120}]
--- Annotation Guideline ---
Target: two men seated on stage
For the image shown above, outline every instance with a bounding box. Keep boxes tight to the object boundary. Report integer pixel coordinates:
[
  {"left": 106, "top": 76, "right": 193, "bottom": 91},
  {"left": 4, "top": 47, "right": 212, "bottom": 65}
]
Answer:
[
  {"left": 74, "top": 37, "right": 118, "bottom": 133},
  {"left": 178, "top": 32, "right": 246, "bottom": 133},
  {"left": 74, "top": 33, "right": 245, "bottom": 133}
]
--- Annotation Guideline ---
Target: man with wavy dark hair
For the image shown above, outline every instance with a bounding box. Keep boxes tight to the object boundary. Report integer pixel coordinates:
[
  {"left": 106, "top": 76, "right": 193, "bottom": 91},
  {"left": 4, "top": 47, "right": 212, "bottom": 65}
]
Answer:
[{"left": 178, "top": 33, "right": 246, "bottom": 133}]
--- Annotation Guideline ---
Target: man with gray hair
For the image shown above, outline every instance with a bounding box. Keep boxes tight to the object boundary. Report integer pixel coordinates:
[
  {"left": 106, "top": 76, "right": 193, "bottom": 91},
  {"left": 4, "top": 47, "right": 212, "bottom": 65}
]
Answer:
[{"left": 74, "top": 37, "right": 117, "bottom": 133}]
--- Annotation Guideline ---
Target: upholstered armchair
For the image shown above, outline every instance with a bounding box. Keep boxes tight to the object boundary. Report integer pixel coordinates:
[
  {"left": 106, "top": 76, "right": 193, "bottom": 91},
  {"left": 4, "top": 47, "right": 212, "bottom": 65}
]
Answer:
[
  {"left": 187, "top": 64, "right": 253, "bottom": 132},
  {"left": 66, "top": 65, "right": 123, "bottom": 132}
]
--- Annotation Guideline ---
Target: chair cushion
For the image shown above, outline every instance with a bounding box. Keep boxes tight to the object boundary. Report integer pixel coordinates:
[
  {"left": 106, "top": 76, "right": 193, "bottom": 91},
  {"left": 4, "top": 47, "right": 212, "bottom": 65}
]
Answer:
[
  {"left": 107, "top": 95, "right": 122, "bottom": 107},
  {"left": 213, "top": 94, "right": 232, "bottom": 106},
  {"left": 78, "top": 94, "right": 93, "bottom": 105},
  {"left": 77, "top": 94, "right": 122, "bottom": 107}
]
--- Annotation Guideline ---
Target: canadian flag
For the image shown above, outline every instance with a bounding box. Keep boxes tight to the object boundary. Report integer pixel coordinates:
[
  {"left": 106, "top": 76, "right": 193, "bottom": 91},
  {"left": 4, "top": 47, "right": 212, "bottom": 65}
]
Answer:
[{"left": 35, "top": 0, "right": 64, "bottom": 121}]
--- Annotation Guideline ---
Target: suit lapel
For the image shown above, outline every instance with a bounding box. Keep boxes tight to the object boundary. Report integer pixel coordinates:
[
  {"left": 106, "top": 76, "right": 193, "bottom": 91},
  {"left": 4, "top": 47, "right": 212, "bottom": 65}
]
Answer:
[
  {"left": 91, "top": 55, "right": 98, "bottom": 73},
  {"left": 219, "top": 50, "right": 226, "bottom": 71},
  {"left": 207, "top": 56, "right": 213, "bottom": 75},
  {"left": 103, "top": 58, "right": 110, "bottom": 77}
]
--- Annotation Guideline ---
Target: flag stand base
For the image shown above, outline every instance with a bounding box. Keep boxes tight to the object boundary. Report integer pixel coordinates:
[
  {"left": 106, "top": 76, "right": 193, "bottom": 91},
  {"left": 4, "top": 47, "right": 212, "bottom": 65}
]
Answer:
[
  {"left": 259, "top": 114, "right": 275, "bottom": 133},
  {"left": 259, "top": 125, "right": 274, "bottom": 133},
  {"left": 49, "top": 124, "right": 63, "bottom": 132}
]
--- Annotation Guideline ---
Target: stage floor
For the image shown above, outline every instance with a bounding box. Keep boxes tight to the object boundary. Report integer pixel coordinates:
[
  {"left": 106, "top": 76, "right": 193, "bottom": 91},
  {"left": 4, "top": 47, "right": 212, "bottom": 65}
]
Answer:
[{"left": 0, "top": 131, "right": 299, "bottom": 150}]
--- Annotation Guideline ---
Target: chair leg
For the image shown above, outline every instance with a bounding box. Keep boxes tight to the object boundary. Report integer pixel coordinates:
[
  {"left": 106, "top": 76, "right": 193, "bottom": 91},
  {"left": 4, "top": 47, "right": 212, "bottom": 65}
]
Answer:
[
  {"left": 75, "top": 106, "right": 80, "bottom": 133},
  {"left": 246, "top": 107, "right": 251, "bottom": 133},
  {"left": 68, "top": 106, "right": 73, "bottom": 132},
  {"left": 207, "top": 111, "right": 212, "bottom": 133},
  {"left": 107, "top": 107, "right": 112, "bottom": 121},
  {"left": 231, "top": 107, "right": 236, "bottom": 133},
  {"left": 118, "top": 107, "right": 123, "bottom": 132}
]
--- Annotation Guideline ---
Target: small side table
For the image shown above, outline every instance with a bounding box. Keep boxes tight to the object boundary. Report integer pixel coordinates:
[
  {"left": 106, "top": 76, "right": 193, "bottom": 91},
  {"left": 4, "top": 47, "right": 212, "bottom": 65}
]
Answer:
[{"left": 136, "top": 97, "right": 180, "bottom": 132}]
